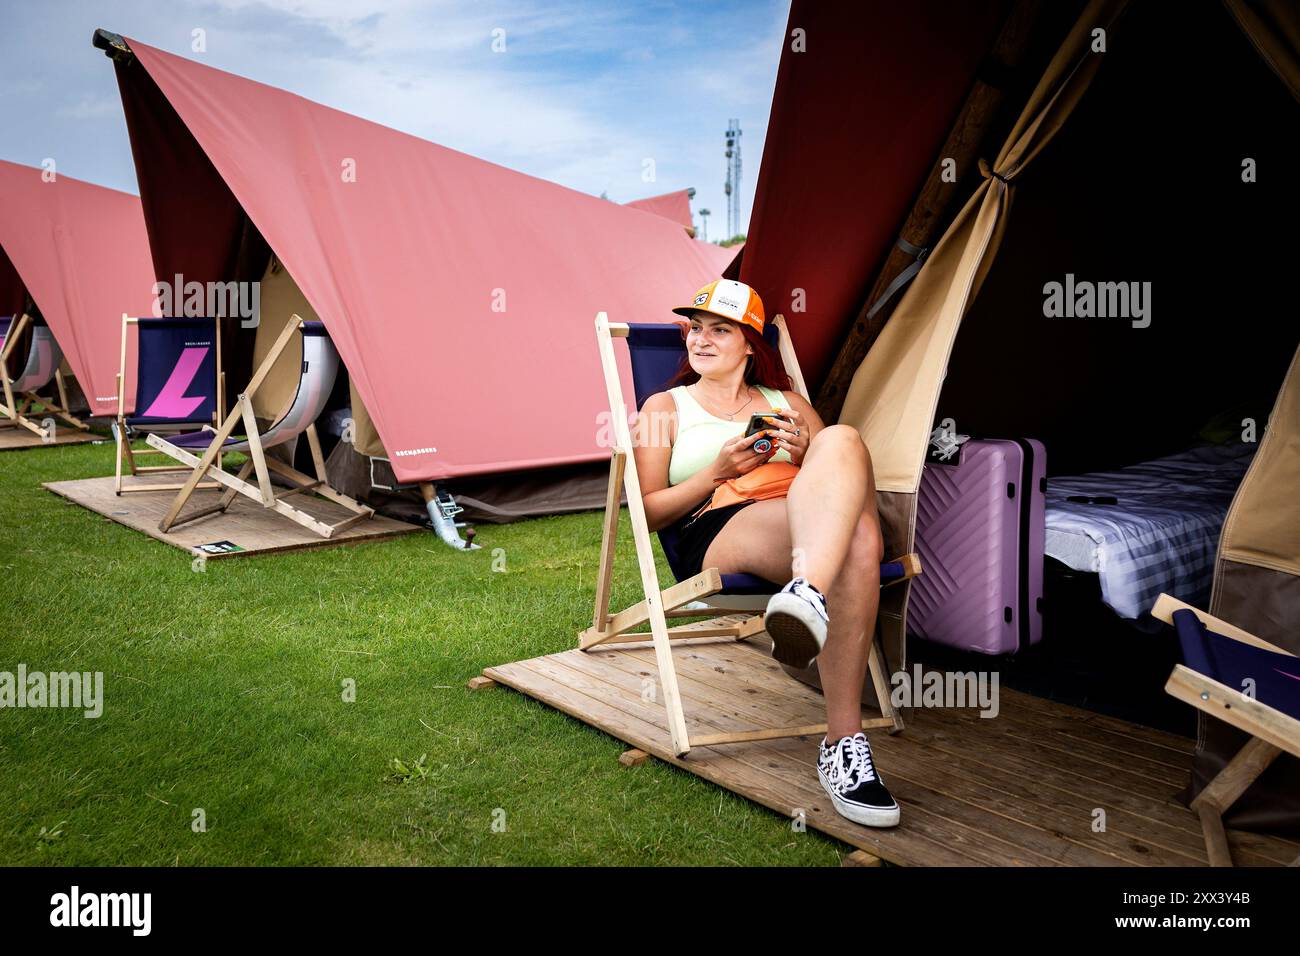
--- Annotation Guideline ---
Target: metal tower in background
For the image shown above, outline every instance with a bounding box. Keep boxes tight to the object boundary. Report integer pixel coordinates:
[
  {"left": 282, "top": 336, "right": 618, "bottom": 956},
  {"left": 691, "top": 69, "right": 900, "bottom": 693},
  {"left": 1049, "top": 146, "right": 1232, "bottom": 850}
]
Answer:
[{"left": 724, "top": 120, "right": 741, "bottom": 239}]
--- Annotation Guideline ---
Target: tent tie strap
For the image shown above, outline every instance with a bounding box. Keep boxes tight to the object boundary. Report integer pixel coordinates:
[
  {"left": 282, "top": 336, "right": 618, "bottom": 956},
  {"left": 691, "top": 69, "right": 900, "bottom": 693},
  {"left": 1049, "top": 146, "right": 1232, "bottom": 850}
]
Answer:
[
  {"left": 865, "top": 237, "right": 931, "bottom": 320},
  {"left": 978, "top": 158, "right": 1011, "bottom": 185}
]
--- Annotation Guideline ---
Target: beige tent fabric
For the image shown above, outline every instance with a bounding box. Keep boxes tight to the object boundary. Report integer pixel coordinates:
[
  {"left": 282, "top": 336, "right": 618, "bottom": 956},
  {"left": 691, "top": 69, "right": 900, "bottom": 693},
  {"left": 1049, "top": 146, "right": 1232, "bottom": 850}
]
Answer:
[
  {"left": 250, "top": 256, "right": 313, "bottom": 423},
  {"left": 1214, "top": 343, "right": 1300, "bottom": 586},
  {"left": 255, "top": 256, "right": 388, "bottom": 457},
  {"left": 348, "top": 383, "right": 387, "bottom": 458},
  {"left": 1199, "top": 343, "right": 1299, "bottom": 829},
  {"left": 1224, "top": 0, "right": 1300, "bottom": 102},
  {"left": 253, "top": 256, "right": 388, "bottom": 457},
  {"left": 837, "top": 0, "right": 1131, "bottom": 493}
]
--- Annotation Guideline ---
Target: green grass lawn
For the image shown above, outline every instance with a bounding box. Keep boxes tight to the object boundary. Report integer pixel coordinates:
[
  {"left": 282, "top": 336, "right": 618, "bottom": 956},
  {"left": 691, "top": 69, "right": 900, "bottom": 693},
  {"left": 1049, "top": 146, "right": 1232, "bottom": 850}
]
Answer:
[{"left": 0, "top": 440, "right": 847, "bottom": 865}]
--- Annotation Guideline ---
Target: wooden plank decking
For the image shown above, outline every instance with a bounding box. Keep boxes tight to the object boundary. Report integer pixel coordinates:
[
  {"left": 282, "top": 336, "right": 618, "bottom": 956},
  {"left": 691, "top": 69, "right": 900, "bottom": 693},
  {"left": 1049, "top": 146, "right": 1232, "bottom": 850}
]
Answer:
[
  {"left": 0, "top": 426, "right": 99, "bottom": 451},
  {"left": 44, "top": 474, "right": 418, "bottom": 558},
  {"left": 485, "top": 625, "right": 1300, "bottom": 866}
]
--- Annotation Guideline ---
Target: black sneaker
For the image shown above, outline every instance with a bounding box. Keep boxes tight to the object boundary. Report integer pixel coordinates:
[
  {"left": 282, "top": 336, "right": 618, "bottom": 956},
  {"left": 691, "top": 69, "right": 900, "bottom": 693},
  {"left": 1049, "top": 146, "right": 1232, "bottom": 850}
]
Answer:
[
  {"left": 764, "top": 577, "right": 829, "bottom": 669},
  {"left": 817, "top": 732, "right": 900, "bottom": 827}
]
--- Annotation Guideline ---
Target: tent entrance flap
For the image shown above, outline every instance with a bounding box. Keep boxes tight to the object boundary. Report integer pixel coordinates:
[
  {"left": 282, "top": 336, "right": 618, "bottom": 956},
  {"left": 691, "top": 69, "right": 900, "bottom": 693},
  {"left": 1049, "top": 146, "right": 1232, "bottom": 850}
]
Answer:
[{"left": 837, "top": 0, "right": 1132, "bottom": 494}]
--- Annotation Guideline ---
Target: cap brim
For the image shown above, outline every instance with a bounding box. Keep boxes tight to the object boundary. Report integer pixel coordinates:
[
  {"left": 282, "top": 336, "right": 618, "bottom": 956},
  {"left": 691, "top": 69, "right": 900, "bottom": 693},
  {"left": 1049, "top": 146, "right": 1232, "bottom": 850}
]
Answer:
[{"left": 672, "top": 306, "right": 743, "bottom": 323}]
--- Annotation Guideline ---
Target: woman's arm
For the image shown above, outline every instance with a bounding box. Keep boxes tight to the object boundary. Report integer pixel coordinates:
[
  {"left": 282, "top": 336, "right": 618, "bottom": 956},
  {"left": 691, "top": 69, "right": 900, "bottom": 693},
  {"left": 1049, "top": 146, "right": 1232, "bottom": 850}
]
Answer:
[{"left": 633, "top": 391, "right": 720, "bottom": 532}]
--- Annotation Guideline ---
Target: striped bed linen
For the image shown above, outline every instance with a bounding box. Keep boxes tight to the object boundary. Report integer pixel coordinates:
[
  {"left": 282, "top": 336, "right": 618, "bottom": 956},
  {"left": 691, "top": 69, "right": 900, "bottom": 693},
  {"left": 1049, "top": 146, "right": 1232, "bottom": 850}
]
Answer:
[{"left": 1044, "top": 442, "right": 1256, "bottom": 619}]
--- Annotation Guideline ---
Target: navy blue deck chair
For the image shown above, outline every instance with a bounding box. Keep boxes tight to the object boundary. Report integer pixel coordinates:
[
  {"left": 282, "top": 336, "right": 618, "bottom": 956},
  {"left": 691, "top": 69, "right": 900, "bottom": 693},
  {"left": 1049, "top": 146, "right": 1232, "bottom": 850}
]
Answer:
[
  {"left": 587, "top": 311, "right": 921, "bottom": 756},
  {"left": 1154, "top": 593, "right": 1300, "bottom": 867},
  {"left": 1, "top": 312, "right": 89, "bottom": 439},
  {"left": 113, "top": 315, "right": 221, "bottom": 494}
]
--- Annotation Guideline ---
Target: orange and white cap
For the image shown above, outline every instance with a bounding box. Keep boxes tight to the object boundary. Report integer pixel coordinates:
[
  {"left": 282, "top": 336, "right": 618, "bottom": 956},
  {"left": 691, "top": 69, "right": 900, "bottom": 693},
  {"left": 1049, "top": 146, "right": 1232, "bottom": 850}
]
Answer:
[{"left": 672, "top": 279, "right": 765, "bottom": 334}]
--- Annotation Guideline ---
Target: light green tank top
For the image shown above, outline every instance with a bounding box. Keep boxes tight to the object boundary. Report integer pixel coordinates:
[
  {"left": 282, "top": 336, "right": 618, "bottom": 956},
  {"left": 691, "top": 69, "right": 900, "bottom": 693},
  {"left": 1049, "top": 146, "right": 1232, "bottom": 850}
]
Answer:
[{"left": 667, "top": 384, "right": 791, "bottom": 486}]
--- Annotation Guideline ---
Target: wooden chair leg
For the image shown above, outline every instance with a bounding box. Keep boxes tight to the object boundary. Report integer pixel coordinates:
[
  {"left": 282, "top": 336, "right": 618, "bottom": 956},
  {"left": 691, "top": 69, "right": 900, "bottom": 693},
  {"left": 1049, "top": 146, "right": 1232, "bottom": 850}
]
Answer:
[
  {"left": 590, "top": 451, "right": 625, "bottom": 633},
  {"left": 1188, "top": 736, "right": 1283, "bottom": 867},
  {"left": 114, "top": 420, "right": 125, "bottom": 494},
  {"left": 1196, "top": 803, "right": 1233, "bottom": 868},
  {"left": 52, "top": 371, "right": 88, "bottom": 430},
  {"left": 166, "top": 459, "right": 256, "bottom": 528},
  {"left": 262, "top": 456, "right": 372, "bottom": 515},
  {"left": 867, "top": 627, "right": 904, "bottom": 734},
  {"left": 150, "top": 433, "right": 335, "bottom": 537},
  {"left": 155, "top": 398, "right": 251, "bottom": 532},
  {"left": 594, "top": 314, "right": 689, "bottom": 756},
  {"left": 240, "top": 402, "right": 275, "bottom": 505},
  {"left": 581, "top": 569, "right": 724, "bottom": 649},
  {"left": 305, "top": 424, "right": 329, "bottom": 481},
  {"left": 0, "top": 315, "right": 27, "bottom": 422}
]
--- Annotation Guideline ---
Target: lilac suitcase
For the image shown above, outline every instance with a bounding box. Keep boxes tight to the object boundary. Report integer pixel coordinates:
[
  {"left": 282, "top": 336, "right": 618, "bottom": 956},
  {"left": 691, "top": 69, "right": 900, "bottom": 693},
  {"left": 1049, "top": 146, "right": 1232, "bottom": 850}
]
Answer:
[{"left": 908, "top": 438, "right": 1046, "bottom": 655}]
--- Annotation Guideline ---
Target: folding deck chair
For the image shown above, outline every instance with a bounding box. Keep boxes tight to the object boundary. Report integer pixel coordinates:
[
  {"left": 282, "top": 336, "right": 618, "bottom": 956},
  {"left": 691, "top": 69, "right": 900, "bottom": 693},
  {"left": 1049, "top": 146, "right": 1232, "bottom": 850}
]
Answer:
[
  {"left": 1, "top": 313, "right": 89, "bottom": 439},
  {"left": 114, "top": 315, "right": 223, "bottom": 493},
  {"left": 588, "top": 312, "right": 922, "bottom": 757},
  {"left": 1154, "top": 593, "right": 1300, "bottom": 867},
  {"left": 146, "top": 315, "right": 374, "bottom": 539}
]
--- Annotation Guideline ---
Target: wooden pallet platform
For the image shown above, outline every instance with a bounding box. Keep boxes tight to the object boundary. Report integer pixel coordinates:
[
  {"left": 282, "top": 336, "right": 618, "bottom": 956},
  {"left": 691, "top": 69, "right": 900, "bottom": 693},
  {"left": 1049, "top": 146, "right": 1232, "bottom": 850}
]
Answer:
[
  {"left": 0, "top": 427, "right": 100, "bottom": 451},
  {"left": 44, "top": 474, "right": 418, "bottom": 558},
  {"left": 484, "top": 628, "right": 1300, "bottom": 866}
]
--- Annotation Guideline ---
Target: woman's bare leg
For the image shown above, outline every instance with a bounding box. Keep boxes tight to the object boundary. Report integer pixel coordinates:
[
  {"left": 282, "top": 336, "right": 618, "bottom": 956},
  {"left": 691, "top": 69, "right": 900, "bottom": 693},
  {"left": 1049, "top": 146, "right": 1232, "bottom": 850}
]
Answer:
[
  {"left": 701, "top": 429, "right": 884, "bottom": 740},
  {"left": 816, "top": 511, "right": 883, "bottom": 739},
  {"left": 786, "top": 425, "right": 870, "bottom": 592}
]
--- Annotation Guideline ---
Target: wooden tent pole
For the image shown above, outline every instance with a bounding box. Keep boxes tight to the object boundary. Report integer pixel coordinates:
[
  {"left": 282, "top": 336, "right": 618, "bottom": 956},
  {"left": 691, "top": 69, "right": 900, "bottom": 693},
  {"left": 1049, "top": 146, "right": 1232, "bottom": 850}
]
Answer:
[
  {"left": 0, "top": 313, "right": 31, "bottom": 420},
  {"left": 814, "top": 0, "right": 1045, "bottom": 422}
]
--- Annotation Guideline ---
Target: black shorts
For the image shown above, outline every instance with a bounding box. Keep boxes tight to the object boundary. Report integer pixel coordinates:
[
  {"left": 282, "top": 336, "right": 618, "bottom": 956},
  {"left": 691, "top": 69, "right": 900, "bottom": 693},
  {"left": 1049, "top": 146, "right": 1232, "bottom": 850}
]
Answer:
[{"left": 672, "top": 499, "right": 755, "bottom": 579}]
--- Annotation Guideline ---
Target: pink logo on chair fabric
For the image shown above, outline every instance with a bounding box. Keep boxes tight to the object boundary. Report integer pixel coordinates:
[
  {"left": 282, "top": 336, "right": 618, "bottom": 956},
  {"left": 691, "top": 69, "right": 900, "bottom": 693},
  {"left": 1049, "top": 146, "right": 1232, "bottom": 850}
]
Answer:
[{"left": 142, "top": 347, "right": 209, "bottom": 419}]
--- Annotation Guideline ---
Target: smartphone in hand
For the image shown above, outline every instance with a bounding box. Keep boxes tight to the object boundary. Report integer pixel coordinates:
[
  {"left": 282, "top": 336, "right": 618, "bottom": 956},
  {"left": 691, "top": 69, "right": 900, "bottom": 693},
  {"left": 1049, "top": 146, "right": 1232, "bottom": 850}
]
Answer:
[{"left": 744, "top": 412, "right": 792, "bottom": 455}]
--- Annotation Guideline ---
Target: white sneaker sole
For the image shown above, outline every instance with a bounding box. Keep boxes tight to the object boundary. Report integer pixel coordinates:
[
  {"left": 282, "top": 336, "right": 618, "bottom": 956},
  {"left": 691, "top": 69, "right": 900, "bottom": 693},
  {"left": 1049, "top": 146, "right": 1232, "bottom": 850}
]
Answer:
[
  {"left": 818, "top": 767, "right": 901, "bottom": 828},
  {"left": 764, "top": 592, "right": 827, "bottom": 669}
]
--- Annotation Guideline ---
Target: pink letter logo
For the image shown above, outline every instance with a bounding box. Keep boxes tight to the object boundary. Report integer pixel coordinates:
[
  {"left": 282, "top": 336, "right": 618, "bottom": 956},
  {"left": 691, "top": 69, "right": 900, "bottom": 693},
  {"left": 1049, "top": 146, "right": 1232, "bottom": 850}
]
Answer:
[{"left": 142, "top": 347, "right": 209, "bottom": 419}]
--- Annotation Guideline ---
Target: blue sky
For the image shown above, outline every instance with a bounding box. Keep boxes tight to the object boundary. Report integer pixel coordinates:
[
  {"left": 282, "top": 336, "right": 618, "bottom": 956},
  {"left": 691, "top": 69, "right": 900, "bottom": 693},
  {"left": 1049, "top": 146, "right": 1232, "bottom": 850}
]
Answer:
[{"left": 0, "top": 0, "right": 788, "bottom": 240}]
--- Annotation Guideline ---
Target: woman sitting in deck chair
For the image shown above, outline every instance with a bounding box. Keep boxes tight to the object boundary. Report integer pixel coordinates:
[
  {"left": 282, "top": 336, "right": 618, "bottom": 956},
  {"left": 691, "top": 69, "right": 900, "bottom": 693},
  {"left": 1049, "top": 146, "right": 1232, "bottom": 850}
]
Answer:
[{"left": 634, "top": 279, "right": 898, "bottom": 828}]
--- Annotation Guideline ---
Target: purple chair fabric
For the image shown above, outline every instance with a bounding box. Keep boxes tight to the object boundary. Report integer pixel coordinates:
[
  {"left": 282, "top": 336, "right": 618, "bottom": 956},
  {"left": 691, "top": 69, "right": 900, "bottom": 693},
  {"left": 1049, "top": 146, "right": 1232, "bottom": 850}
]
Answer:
[{"left": 1173, "top": 609, "right": 1300, "bottom": 721}]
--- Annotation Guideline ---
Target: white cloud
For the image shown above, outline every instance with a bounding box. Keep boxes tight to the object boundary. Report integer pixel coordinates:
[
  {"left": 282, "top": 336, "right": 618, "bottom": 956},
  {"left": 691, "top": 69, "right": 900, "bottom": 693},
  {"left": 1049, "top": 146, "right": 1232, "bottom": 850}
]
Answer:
[
  {"left": 0, "top": 0, "right": 789, "bottom": 233},
  {"left": 56, "top": 94, "right": 120, "bottom": 120}
]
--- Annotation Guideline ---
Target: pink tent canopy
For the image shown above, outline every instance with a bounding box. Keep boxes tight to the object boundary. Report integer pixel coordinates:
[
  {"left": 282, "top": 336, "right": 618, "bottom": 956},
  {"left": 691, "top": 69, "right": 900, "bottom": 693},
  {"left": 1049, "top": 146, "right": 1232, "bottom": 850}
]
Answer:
[
  {"left": 106, "top": 37, "right": 725, "bottom": 483},
  {"left": 625, "top": 190, "right": 694, "bottom": 232},
  {"left": 697, "top": 241, "right": 742, "bottom": 276},
  {"left": 0, "top": 160, "right": 156, "bottom": 416}
]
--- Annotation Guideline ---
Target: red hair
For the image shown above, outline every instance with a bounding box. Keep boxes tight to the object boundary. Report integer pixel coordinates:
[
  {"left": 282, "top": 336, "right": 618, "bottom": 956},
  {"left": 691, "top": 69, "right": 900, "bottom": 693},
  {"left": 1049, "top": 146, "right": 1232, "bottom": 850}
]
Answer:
[{"left": 664, "top": 322, "right": 792, "bottom": 392}]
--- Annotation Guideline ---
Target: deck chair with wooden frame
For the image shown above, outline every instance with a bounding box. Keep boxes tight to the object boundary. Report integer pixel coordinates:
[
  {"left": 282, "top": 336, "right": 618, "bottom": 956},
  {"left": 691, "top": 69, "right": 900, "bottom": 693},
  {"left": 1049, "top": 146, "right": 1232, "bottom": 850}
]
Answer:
[
  {"left": 146, "top": 315, "right": 374, "bottom": 539},
  {"left": 113, "top": 314, "right": 224, "bottom": 494},
  {"left": 1154, "top": 593, "right": 1300, "bottom": 867},
  {"left": 1, "top": 313, "right": 89, "bottom": 439},
  {"left": 588, "top": 312, "right": 922, "bottom": 758}
]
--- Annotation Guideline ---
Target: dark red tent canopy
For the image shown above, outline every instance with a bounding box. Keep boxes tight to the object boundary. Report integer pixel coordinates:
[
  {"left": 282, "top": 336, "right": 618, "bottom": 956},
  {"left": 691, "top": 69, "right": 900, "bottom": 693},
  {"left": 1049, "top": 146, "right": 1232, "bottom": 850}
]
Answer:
[{"left": 739, "top": 0, "right": 1007, "bottom": 391}]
